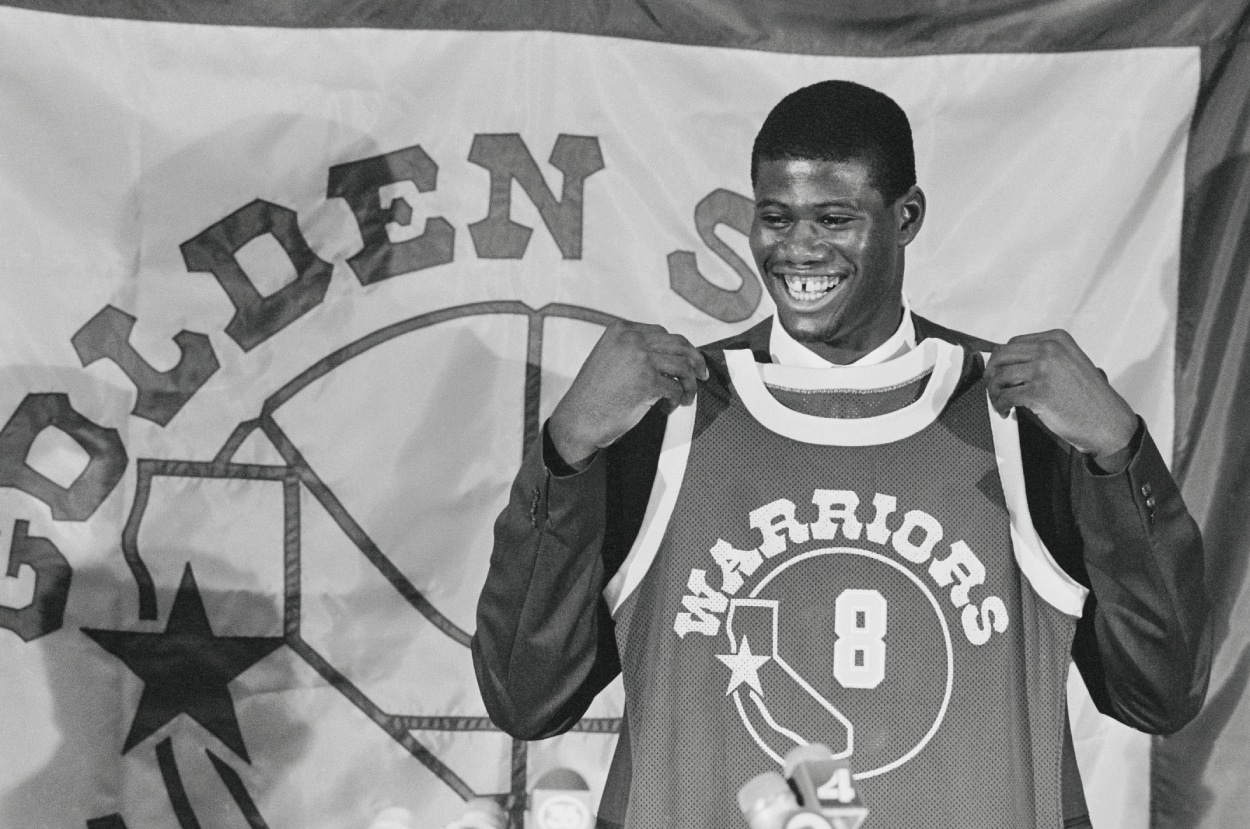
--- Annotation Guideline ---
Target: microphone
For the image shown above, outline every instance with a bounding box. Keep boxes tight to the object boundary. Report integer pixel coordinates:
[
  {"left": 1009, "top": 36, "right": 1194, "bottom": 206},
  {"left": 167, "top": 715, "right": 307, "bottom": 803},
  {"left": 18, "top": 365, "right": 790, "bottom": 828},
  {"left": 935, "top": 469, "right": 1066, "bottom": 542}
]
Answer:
[
  {"left": 444, "top": 797, "right": 507, "bottom": 829},
  {"left": 530, "top": 768, "right": 595, "bottom": 829},
  {"left": 782, "top": 745, "right": 868, "bottom": 829},
  {"left": 737, "top": 745, "right": 868, "bottom": 829},
  {"left": 738, "top": 770, "right": 833, "bottom": 829},
  {"left": 368, "top": 807, "right": 415, "bottom": 829}
]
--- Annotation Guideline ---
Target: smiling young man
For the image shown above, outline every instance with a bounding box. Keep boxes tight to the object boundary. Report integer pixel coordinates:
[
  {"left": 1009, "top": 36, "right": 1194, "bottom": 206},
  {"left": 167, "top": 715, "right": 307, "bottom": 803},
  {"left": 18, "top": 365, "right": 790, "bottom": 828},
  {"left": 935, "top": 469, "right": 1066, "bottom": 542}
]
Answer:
[{"left": 472, "top": 81, "right": 1210, "bottom": 828}]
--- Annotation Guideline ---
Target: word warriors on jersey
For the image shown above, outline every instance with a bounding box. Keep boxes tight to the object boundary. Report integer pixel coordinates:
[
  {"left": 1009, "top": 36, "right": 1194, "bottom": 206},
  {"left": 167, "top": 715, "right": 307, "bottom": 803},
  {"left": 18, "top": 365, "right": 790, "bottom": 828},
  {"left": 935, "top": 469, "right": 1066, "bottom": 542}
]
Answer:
[{"left": 672, "top": 488, "right": 1008, "bottom": 646}]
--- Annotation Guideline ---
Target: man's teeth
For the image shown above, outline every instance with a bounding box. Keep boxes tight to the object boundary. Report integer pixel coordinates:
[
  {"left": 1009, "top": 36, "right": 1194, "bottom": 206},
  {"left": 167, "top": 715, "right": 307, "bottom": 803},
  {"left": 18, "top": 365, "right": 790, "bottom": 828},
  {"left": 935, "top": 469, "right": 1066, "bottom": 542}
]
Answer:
[{"left": 784, "top": 274, "right": 843, "bottom": 300}]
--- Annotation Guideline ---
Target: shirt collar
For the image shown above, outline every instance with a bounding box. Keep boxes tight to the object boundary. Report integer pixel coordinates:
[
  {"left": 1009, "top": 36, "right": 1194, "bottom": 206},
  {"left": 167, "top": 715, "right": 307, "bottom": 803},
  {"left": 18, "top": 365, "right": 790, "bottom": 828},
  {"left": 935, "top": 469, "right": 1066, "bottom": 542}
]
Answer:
[{"left": 768, "top": 295, "right": 917, "bottom": 367}]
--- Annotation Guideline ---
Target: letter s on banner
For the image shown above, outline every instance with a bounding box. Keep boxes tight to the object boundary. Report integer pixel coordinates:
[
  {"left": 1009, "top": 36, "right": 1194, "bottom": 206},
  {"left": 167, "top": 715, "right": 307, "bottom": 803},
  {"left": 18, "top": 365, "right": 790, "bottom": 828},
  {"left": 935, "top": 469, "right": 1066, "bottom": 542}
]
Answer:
[{"left": 667, "top": 188, "right": 760, "bottom": 323}]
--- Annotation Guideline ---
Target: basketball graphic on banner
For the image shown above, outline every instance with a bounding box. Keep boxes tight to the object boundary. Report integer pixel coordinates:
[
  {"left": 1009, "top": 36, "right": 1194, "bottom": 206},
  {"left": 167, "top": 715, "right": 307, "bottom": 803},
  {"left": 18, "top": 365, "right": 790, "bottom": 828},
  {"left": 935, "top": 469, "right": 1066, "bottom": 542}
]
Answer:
[{"left": 112, "top": 302, "right": 624, "bottom": 824}]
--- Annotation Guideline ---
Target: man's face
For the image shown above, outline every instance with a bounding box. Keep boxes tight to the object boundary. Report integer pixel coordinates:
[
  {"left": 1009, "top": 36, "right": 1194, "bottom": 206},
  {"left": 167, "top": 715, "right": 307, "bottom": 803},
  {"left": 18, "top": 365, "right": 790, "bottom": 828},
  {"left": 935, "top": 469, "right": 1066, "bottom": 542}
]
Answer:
[{"left": 749, "top": 157, "right": 925, "bottom": 364}]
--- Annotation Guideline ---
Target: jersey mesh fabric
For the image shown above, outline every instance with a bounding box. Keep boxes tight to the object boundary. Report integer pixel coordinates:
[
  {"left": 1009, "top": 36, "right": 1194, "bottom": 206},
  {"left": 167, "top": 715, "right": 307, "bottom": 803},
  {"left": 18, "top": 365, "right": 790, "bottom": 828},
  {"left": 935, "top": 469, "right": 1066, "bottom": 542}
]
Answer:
[{"left": 608, "top": 348, "right": 1077, "bottom": 829}]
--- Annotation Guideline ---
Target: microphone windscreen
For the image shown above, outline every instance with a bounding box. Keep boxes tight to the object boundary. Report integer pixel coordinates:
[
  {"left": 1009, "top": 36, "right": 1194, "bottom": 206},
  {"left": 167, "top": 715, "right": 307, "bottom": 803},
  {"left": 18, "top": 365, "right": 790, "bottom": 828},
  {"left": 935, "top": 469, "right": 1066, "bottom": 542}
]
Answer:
[
  {"left": 369, "top": 807, "right": 415, "bottom": 829},
  {"left": 737, "top": 770, "right": 799, "bottom": 829},
  {"left": 782, "top": 743, "right": 837, "bottom": 786},
  {"left": 445, "top": 797, "right": 506, "bottom": 829}
]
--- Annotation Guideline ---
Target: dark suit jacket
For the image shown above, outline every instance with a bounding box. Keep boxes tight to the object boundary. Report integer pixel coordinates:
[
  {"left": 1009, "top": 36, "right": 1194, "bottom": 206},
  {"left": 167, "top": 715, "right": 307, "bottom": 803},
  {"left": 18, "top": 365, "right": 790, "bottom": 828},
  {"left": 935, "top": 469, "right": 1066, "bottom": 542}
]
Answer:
[{"left": 473, "top": 315, "right": 1211, "bottom": 824}]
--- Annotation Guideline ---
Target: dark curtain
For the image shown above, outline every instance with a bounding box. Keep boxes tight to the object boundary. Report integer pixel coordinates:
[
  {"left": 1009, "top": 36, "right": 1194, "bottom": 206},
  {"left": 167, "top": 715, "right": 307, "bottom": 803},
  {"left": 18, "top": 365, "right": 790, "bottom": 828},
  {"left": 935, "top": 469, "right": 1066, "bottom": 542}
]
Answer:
[{"left": 1155, "top": 11, "right": 1250, "bottom": 827}]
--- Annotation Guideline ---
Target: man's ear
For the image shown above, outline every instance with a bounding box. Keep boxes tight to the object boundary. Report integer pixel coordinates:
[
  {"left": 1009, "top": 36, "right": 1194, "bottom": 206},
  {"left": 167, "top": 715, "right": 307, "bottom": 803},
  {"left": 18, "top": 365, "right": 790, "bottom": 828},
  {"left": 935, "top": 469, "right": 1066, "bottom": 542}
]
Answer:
[{"left": 897, "top": 185, "right": 926, "bottom": 246}]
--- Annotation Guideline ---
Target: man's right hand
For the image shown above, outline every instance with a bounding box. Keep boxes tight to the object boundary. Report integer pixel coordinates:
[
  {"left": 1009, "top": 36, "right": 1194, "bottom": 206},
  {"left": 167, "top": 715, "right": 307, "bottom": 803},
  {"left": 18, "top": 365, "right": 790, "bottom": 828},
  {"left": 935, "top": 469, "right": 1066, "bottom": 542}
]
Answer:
[{"left": 548, "top": 321, "right": 709, "bottom": 471}]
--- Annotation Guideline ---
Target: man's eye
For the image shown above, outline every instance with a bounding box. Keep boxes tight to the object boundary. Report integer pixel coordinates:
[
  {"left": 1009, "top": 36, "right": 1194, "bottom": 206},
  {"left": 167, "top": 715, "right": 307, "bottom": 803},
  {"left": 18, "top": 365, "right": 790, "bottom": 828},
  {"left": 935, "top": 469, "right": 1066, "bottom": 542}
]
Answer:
[
  {"left": 821, "top": 215, "right": 853, "bottom": 227},
  {"left": 759, "top": 214, "right": 789, "bottom": 227}
]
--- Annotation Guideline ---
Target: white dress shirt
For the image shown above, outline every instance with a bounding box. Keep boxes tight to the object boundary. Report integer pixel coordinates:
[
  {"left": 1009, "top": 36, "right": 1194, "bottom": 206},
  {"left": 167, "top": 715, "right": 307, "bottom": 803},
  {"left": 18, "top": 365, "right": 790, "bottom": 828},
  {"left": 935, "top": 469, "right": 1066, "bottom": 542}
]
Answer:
[{"left": 768, "top": 295, "right": 918, "bottom": 368}]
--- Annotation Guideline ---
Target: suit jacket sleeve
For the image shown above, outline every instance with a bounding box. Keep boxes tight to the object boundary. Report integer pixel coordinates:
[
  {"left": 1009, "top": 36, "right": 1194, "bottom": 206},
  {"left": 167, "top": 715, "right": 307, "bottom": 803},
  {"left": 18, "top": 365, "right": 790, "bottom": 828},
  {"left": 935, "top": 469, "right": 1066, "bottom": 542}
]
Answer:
[
  {"left": 472, "top": 409, "right": 665, "bottom": 740},
  {"left": 1022, "top": 414, "right": 1212, "bottom": 734}
]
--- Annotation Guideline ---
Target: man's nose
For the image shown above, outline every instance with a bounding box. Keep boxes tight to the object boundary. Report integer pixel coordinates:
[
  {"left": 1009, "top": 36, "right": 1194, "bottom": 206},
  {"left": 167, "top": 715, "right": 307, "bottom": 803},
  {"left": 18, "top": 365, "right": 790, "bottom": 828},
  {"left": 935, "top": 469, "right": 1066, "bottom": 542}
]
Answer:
[{"left": 779, "top": 221, "right": 829, "bottom": 261}]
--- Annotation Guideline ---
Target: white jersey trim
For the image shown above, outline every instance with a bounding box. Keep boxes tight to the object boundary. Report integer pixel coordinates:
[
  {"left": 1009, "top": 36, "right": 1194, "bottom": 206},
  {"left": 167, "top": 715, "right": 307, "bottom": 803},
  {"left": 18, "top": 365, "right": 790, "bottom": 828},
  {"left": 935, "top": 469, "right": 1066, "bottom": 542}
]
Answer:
[
  {"left": 986, "top": 393, "right": 1089, "bottom": 618},
  {"left": 724, "top": 338, "right": 963, "bottom": 446},
  {"left": 604, "top": 400, "right": 697, "bottom": 616}
]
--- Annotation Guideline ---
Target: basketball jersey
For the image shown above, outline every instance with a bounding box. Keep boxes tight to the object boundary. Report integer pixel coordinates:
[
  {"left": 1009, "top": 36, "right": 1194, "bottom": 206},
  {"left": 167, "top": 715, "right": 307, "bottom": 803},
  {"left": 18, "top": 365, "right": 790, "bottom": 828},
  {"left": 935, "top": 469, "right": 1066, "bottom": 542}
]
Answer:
[{"left": 600, "top": 338, "right": 1087, "bottom": 829}]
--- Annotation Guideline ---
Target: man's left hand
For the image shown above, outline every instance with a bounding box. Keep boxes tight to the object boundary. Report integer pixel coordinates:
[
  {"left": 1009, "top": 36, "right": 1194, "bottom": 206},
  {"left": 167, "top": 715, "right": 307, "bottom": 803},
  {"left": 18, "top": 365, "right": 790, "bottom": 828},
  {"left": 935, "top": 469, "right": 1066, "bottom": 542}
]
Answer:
[{"left": 985, "top": 330, "right": 1138, "bottom": 470}]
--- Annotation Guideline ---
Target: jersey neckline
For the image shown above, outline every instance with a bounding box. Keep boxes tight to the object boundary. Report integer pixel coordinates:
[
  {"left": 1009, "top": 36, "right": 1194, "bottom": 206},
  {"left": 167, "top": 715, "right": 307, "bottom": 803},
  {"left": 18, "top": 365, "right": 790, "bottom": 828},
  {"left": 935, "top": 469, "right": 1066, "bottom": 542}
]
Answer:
[{"left": 723, "top": 337, "right": 964, "bottom": 446}]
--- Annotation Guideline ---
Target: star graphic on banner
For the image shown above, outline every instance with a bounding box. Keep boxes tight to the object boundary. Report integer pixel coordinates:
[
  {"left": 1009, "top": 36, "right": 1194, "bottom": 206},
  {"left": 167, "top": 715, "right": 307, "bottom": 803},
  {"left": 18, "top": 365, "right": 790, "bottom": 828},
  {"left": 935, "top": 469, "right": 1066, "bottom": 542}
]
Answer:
[
  {"left": 83, "top": 563, "right": 284, "bottom": 763},
  {"left": 716, "top": 636, "right": 771, "bottom": 696}
]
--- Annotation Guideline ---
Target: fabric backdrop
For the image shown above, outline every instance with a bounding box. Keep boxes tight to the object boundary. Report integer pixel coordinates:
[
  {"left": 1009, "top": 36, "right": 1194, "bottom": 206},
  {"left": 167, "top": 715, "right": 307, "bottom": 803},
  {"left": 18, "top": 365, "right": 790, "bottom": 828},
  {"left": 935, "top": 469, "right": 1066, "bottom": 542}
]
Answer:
[{"left": 0, "top": 2, "right": 1244, "bottom": 828}]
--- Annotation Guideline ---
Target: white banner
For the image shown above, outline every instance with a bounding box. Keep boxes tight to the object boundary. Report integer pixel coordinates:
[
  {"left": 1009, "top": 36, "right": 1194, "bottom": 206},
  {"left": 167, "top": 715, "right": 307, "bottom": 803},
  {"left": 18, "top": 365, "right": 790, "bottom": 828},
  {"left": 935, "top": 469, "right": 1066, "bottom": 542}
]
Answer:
[{"left": 0, "top": 6, "right": 1196, "bottom": 828}]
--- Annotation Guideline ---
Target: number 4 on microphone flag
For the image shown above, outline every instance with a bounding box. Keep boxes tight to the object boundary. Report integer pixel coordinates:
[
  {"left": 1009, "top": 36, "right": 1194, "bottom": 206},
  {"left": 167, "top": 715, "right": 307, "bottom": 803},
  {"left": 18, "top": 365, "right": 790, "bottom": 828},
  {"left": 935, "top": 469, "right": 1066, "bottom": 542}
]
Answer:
[
  {"left": 784, "top": 748, "right": 866, "bottom": 829},
  {"left": 814, "top": 759, "right": 867, "bottom": 829}
]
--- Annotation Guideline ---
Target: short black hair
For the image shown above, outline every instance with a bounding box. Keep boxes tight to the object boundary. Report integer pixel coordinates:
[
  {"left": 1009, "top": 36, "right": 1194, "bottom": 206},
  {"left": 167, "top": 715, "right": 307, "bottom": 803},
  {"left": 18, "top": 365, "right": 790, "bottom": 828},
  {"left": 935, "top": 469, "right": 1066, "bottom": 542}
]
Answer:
[{"left": 751, "top": 80, "right": 916, "bottom": 203}]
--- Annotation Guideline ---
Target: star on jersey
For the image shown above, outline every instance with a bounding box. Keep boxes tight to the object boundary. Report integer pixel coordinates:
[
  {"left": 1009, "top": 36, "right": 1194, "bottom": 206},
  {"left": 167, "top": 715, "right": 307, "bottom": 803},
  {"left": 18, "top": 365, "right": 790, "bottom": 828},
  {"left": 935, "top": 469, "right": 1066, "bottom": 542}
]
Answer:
[
  {"left": 82, "top": 563, "right": 284, "bottom": 762},
  {"left": 716, "top": 637, "right": 771, "bottom": 696}
]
